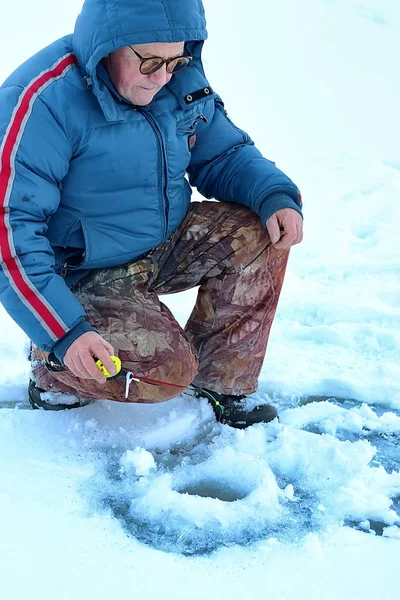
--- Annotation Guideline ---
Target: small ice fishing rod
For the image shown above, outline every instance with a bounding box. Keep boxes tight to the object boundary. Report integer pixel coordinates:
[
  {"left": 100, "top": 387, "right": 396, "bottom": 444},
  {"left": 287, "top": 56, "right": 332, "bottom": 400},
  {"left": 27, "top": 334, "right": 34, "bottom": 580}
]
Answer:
[
  {"left": 47, "top": 352, "right": 187, "bottom": 399},
  {"left": 95, "top": 356, "right": 187, "bottom": 398}
]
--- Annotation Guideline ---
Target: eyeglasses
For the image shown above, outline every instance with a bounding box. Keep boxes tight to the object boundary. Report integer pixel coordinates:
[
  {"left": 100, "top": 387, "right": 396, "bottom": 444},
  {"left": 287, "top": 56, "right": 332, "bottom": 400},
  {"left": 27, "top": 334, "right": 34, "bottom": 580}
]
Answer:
[{"left": 129, "top": 46, "right": 192, "bottom": 75}]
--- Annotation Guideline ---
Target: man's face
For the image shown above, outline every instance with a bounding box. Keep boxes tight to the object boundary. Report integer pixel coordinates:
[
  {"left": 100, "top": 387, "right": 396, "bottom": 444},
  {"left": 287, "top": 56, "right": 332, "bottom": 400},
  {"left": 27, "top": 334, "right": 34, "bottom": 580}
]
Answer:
[{"left": 106, "top": 41, "right": 185, "bottom": 106}]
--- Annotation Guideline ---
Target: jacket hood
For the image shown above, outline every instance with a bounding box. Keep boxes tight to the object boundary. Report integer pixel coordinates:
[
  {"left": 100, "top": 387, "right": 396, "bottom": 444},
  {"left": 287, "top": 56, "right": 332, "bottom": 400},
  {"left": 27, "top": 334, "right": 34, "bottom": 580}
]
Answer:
[{"left": 73, "top": 0, "right": 208, "bottom": 78}]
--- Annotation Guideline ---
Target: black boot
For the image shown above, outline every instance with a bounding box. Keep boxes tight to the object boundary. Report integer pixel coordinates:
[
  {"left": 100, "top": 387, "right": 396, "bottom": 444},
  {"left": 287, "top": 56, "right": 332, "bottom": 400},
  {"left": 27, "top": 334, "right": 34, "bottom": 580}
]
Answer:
[
  {"left": 28, "top": 379, "right": 90, "bottom": 411},
  {"left": 192, "top": 386, "right": 277, "bottom": 429}
]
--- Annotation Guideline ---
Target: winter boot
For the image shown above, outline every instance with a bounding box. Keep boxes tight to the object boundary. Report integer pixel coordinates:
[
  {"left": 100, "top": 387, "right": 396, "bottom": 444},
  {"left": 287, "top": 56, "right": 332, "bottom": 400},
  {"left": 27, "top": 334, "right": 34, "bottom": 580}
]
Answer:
[
  {"left": 28, "top": 379, "right": 91, "bottom": 411},
  {"left": 192, "top": 386, "right": 278, "bottom": 429}
]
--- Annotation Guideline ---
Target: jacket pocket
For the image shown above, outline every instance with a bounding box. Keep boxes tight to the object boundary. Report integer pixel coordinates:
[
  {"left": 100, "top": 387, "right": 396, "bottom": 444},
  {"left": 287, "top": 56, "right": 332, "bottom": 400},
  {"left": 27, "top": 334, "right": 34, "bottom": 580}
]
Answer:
[
  {"left": 177, "top": 113, "right": 208, "bottom": 134},
  {"left": 62, "top": 219, "right": 89, "bottom": 273},
  {"left": 177, "top": 114, "right": 208, "bottom": 150}
]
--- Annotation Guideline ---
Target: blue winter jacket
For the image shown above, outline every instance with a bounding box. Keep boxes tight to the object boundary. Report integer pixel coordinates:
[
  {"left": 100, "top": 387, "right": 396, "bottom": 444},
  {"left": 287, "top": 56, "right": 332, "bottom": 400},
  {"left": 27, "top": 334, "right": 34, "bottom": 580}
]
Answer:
[{"left": 0, "top": 0, "right": 302, "bottom": 361}]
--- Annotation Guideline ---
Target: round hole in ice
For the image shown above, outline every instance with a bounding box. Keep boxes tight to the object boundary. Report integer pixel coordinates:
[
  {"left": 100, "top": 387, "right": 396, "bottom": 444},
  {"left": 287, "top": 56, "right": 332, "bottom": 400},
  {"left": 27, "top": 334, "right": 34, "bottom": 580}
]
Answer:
[
  {"left": 176, "top": 478, "right": 252, "bottom": 502},
  {"left": 92, "top": 446, "right": 287, "bottom": 555}
]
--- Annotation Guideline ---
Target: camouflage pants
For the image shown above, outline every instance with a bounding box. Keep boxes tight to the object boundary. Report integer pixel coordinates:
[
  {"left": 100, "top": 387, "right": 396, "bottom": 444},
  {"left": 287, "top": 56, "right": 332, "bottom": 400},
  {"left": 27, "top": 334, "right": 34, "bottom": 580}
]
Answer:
[{"left": 32, "top": 201, "right": 290, "bottom": 403}]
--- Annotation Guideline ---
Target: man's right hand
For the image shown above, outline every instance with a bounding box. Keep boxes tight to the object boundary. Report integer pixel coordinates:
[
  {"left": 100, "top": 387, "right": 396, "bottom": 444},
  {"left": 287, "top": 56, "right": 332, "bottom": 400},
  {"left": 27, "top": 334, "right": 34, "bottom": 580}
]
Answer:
[{"left": 63, "top": 331, "right": 117, "bottom": 383}]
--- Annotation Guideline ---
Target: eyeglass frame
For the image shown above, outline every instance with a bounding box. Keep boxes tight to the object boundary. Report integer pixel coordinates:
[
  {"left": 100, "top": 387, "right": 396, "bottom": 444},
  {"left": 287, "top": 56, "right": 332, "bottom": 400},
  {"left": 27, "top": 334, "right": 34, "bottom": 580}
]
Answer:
[{"left": 128, "top": 46, "right": 193, "bottom": 75}]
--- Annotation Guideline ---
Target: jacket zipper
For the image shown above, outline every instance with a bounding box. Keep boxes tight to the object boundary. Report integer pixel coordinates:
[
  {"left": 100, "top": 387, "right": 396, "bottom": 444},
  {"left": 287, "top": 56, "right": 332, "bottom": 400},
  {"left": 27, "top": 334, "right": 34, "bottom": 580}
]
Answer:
[
  {"left": 187, "top": 114, "right": 208, "bottom": 133},
  {"left": 138, "top": 110, "right": 169, "bottom": 239},
  {"left": 60, "top": 111, "right": 169, "bottom": 278},
  {"left": 194, "top": 114, "right": 208, "bottom": 127}
]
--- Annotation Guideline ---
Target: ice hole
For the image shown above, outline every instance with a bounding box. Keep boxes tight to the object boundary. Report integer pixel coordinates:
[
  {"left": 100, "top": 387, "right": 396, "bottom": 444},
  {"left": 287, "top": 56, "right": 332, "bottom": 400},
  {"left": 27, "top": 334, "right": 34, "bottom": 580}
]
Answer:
[{"left": 176, "top": 478, "right": 252, "bottom": 502}]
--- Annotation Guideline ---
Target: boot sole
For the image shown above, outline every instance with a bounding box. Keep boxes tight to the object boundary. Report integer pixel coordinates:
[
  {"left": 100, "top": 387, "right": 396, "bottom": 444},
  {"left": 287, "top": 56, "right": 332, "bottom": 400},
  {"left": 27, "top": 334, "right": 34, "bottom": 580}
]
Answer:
[{"left": 28, "top": 380, "right": 90, "bottom": 411}]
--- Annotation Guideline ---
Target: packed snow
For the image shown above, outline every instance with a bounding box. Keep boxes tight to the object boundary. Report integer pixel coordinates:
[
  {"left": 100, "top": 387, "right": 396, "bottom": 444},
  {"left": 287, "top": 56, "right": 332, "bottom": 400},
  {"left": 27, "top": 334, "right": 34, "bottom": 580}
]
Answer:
[{"left": 0, "top": 1, "right": 399, "bottom": 599}]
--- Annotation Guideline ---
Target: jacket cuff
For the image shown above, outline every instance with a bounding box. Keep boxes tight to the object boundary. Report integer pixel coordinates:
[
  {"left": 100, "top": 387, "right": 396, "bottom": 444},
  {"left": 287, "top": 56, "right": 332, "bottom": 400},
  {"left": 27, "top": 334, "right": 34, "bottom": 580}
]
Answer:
[
  {"left": 259, "top": 193, "right": 303, "bottom": 225},
  {"left": 52, "top": 321, "right": 98, "bottom": 364}
]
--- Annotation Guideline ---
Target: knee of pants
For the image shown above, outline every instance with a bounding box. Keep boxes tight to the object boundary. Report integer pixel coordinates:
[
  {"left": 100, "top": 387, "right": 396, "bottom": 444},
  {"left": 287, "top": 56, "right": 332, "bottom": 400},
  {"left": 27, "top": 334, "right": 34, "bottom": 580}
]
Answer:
[{"left": 142, "top": 352, "right": 199, "bottom": 403}]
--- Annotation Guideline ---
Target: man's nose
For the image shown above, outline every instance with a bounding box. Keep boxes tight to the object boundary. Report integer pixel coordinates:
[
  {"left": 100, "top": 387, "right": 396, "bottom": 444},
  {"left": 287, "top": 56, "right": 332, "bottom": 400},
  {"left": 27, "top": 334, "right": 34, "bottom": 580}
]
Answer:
[{"left": 149, "top": 64, "right": 172, "bottom": 87}]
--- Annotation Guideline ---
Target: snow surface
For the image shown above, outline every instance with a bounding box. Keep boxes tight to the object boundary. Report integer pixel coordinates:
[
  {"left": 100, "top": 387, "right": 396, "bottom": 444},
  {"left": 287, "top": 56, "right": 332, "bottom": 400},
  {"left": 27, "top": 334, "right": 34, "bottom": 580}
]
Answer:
[{"left": 0, "top": 1, "right": 399, "bottom": 599}]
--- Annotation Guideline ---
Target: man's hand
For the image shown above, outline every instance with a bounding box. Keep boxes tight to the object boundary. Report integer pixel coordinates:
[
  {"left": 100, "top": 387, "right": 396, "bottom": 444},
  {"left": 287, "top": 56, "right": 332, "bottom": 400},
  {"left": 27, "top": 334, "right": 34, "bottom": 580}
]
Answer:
[
  {"left": 266, "top": 208, "right": 303, "bottom": 250},
  {"left": 63, "top": 331, "right": 117, "bottom": 383}
]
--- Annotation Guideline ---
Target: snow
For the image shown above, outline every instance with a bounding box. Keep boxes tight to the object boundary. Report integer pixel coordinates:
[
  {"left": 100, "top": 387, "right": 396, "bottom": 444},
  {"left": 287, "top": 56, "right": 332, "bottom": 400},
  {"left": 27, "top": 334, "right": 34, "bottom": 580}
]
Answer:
[{"left": 0, "top": 1, "right": 399, "bottom": 599}]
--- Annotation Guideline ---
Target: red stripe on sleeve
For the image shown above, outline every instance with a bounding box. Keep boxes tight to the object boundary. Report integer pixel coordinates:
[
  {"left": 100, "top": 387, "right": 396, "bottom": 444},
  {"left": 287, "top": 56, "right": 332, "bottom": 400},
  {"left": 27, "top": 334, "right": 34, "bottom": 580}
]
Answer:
[{"left": 0, "top": 54, "right": 78, "bottom": 339}]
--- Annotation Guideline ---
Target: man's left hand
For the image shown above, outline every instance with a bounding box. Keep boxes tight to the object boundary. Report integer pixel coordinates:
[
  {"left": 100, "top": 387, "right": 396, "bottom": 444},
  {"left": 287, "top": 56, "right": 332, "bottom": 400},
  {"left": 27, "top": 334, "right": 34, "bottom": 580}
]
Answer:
[{"left": 266, "top": 208, "right": 303, "bottom": 250}]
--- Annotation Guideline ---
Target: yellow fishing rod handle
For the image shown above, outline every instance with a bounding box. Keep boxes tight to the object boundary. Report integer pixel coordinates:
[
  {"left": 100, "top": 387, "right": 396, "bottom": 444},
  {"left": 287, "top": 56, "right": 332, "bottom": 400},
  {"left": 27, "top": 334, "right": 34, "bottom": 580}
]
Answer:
[{"left": 95, "top": 355, "right": 122, "bottom": 378}]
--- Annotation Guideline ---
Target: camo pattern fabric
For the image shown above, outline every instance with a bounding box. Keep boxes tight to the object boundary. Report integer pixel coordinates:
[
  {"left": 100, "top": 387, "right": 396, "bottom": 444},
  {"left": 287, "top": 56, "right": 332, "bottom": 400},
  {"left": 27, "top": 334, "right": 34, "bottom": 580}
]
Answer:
[{"left": 32, "top": 201, "right": 290, "bottom": 403}]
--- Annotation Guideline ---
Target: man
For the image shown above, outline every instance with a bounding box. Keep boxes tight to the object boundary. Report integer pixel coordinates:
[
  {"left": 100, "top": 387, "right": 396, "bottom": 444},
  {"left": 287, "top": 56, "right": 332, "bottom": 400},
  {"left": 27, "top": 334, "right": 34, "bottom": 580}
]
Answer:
[{"left": 0, "top": 0, "right": 303, "bottom": 428}]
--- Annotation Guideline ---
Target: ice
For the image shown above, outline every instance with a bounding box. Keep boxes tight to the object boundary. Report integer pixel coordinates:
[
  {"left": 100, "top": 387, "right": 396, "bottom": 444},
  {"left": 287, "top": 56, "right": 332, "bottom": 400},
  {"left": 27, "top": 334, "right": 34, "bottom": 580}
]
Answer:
[
  {"left": 383, "top": 526, "right": 400, "bottom": 540},
  {"left": 120, "top": 448, "right": 156, "bottom": 477},
  {"left": 1, "top": 393, "right": 398, "bottom": 564},
  {"left": 93, "top": 441, "right": 285, "bottom": 554},
  {"left": 280, "top": 402, "right": 400, "bottom": 436},
  {"left": 63, "top": 399, "right": 398, "bottom": 555}
]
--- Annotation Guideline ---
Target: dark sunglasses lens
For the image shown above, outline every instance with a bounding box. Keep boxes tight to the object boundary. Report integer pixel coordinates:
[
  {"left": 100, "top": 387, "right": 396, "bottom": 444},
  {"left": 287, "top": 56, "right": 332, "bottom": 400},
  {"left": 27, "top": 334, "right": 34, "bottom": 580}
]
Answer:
[
  {"left": 167, "top": 57, "right": 190, "bottom": 74},
  {"left": 141, "top": 58, "right": 164, "bottom": 74}
]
